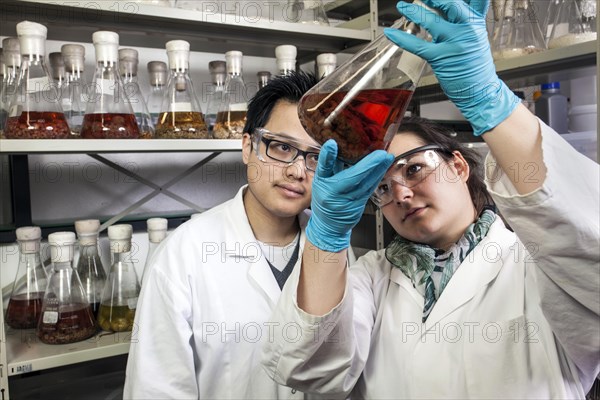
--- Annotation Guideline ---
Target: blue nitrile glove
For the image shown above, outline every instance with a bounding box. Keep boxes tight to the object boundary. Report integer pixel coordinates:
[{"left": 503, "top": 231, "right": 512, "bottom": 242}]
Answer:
[
  {"left": 384, "top": 0, "right": 521, "bottom": 136},
  {"left": 306, "top": 140, "right": 394, "bottom": 253}
]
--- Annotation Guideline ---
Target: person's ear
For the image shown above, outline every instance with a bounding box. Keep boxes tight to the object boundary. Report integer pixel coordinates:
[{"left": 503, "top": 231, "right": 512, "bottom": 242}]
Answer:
[
  {"left": 451, "top": 150, "right": 470, "bottom": 183},
  {"left": 242, "top": 133, "right": 252, "bottom": 165}
]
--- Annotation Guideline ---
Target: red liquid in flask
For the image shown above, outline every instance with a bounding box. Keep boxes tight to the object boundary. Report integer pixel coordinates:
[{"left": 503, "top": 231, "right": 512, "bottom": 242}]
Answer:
[
  {"left": 80, "top": 113, "right": 140, "bottom": 138},
  {"left": 5, "top": 292, "right": 44, "bottom": 329},
  {"left": 299, "top": 88, "right": 414, "bottom": 163},
  {"left": 37, "top": 303, "right": 97, "bottom": 344},
  {"left": 5, "top": 111, "right": 71, "bottom": 139}
]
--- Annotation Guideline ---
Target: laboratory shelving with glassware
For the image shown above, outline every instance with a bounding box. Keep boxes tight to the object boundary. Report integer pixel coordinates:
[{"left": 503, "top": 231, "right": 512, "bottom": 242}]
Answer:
[{"left": 0, "top": 0, "right": 597, "bottom": 398}]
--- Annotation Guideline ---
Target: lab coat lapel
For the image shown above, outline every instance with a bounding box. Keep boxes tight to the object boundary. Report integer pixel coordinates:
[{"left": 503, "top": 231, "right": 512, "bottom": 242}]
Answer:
[
  {"left": 424, "top": 219, "right": 506, "bottom": 330},
  {"left": 390, "top": 266, "right": 424, "bottom": 308}
]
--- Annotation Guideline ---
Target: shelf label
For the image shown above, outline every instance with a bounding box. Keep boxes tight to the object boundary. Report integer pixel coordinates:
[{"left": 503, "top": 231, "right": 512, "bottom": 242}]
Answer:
[{"left": 13, "top": 363, "right": 33, "bottom": 374}]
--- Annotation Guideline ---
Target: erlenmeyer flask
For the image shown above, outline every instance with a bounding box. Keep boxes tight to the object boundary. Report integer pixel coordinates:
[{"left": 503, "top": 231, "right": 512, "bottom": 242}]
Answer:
[
  {"left": 141, "top": 217, "right": 167, "bottom": 284},
  {"left": 288, "top": 0, "right": 330, "bottom": 25},
  {"left": 213, "top": 51, "right": 248, "bottom": 140},
  {"left": 61, "top": 44, "right": 86, "bottom": 136},
  {"left": 119, "top": 48, "right": 154, "bottom": 138},
  {"left": 37, "top": 232, "right": 96, "bottom": 344},
  {"left": 205, "top": 60, "right": 226, "bottom": 134},
  {"left": 0, "top": 48, "right": 6, "bottom": 133},
  {"left": 146, "top": 61, "right": 167, "bottom": 127},
  {"left": 155, "top": 40, "right": 208, "bottom": 139},
  {"left": 257, "top": 71, "right": 272, "bottom": 90},
  {"left": 5, "top": 226, "right": 47, "bottom": 329},
  {"left": 491, "top": 0, "right": 546, "bottom": 59},
  {"left": 548, "top": 0, "right": 597, "bottom": 49},
  {"left": 98, "top": 224, "right": 140, "bottom": 332},
  {"left": 75, "top": 219, "right": 107, "bottom": 319},
  {"left": 298, "top": 1, "right": 434, "bottom": 164},
  {"left": 316, "top": 53, "right": 337, "bottom": 80},
  {"left": 5, "top": 21, "right": 70, "bottom": 139},
  {"left": 275, "top": 45, "right": 297, "bottom": 77},
  {"left": 81, "top": 31, "right": 140, "bottom": 138},
  {"left": 1, "top": 38, "right": 21, "bottom": 135}
]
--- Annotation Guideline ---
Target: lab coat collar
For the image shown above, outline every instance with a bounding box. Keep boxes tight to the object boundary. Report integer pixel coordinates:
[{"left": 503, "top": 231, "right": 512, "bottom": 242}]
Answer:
[{"left": 226, "top": 185, "right": 310, "bottom": 307}]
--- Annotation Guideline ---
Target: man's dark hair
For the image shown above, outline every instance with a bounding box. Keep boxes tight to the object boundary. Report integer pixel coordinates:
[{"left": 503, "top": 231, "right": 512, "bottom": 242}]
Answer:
[{"left": 244, "top": 70, "right": 318, "bottom": 135}]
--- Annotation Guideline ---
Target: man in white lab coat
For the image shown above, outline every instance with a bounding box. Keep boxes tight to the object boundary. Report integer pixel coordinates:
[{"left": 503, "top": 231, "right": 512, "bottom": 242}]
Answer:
[{"left": 123, "top": 71, "right": 325, "bottom": 399}]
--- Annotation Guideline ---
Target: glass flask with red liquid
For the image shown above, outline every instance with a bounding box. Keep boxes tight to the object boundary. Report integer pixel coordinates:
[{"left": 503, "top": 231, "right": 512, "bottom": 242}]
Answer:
[
  {"left": 298, "top": 0, "right": 436, "bottom": 164},
  {"left": 4, "top": 21, "right": 70, "bottom": 139},
  {"left": 155, "top": 40, "right": 208, "bottom": 139},
  {"left": 119, "top": 48, "right": 154, "bottom": 138},
  {"left": 80, "top": 31, "right": 140, "bottom": 138},
  {"left": 5, "top": 226, "right": 47, "bottom": 329},
  {"left": 37, "top": 232, "right": 97, "bottom": 344},
  {"left": 75, "top": 219, "right": 107, "bottom": 319}
]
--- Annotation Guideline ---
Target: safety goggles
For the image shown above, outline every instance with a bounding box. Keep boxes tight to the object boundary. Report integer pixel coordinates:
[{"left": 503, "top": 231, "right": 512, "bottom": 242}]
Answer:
[
  {"left": 252, "top": 128, "right": 321, "bottom": 172},
  {"left": 371, "top": 144, "right": 450, "bottom": 207}
]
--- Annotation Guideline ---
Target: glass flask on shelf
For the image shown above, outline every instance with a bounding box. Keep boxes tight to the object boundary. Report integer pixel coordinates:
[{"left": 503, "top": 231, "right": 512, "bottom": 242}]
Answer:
[
  {"left": 275, "top": 45, "right": 297, "bottom": 77},
  {"left": 297, "top": 0, "right": 435, "bottom": 164},
  {"left": 146, "top": 61, "right": 167, "bottom": 127},
  {"left": 75, "top": 219, "right": 107, "bottom": 319},
  {"left": 0, "top": 49, "right": 5, "bottom": 133},
  {"left": 316, "top": 53, "right": 337, "bottom": 80},
  {"left": 491, "top": 0, "right": 546, "bottom": 60},
  {"left": 5, "top": 21, "right": 70, "bottom": 139},
  {"left": 213, "top": 51, "right": 248, "bottom": 139},
  {"left": 81, "top": 31, "right": 140, "bottom": 138},
  {"left": 0, "top": 38, "right": 21, "bottom": 136},
  {"left": 205, "top": 60, "right": 226, "bottom": 135},
  {"left": 98, "top": 224, "right": 140, "bottom": 332},
  {"left": 141, "top": 217, "right": 168, "bottom": 285},
  {"left": 257, "top": 71, "right": 272, "bottom": 90},
  {"left": 37, "top": 232, "right": 97, "bottom": 345},
  {"left": 119, "top": 48, "right": 154, "bottom": 138},
  {"left": 155, "top": 40, "right": 208, "bottom": 139},
  {"left": 61, "top": 44, "right": 86, "bottom": 135},
  {"left": 547, "top": 0, "right": 597, "bottom": 49},
  {"left": 5, "top": 226, "right": 47, "bottom": 329},
  {"left": 288, "top": 0, "right": 330, "bottom": 25}
]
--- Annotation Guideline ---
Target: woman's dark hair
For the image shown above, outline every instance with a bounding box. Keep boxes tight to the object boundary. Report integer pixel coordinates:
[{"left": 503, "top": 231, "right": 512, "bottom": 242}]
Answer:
[
  {"left": 397, "top": 116, "right": 494, "bottom": 213},
  {"left": 244, "top": 70, "right": 318, "bottom": 135}
]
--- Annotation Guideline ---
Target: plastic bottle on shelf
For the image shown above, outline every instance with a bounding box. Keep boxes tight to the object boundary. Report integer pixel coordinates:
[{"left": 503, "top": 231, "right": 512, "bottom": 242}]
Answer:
[
  {"left": 155, "top": 40, "right": 208, "bottom": 139},
  {"left": 75, "top": 219, "right": 107, "bottom": 319},
  {"left": 61, "top": 44, "right": 86, "bottom": 135},
  {"left": 275, "top": 45, "right": 297, "bottom": 77},
  {"left": 297, "top": 0, "right": 436, "bottom": 164},
  {"left": 119, "top": 48, "right": 154, "bottom": 138},
  {"left": 205, "top": 60, "right": 226, "bottom": 135},
  {"left": 80, "top": 31, "right": 140, "bottom": 138},
  {"left": 257, "top": 71, "right": 272, "bottom": 90},
  {"left": 98, "top": 224, "right": 140, "bottom": 332},
  {"left": 4, "top": 21, "right": 70, "bottom": 139},
  {"left": 535, "top": 82, "right": 569, "bottom": 134},
  {"left": 141, "top": 217, "right": 168, "bottom": 284},
  {"left": 146, "top": 61, "right": 167, "bottom": 127},
  {"left": 547, "top": 0, "right": 597, "bottom": 49},
  {"left": 213, "top": 50, "right": 248, "bottom": 139},
  {"left": 37, "top": 231, "right": 97, "bottom": 344},
  {"left": 5, "top": 226, "right": 47, "bottom": 329},
  {"left": 491, "top": 0, "right": 546, "bottom": 60},
  {"left": 316, "top": 53, "right": 337, "bottom": 80}
]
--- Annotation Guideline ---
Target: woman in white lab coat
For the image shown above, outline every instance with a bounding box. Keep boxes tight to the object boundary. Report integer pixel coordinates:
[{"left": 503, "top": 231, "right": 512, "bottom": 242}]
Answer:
[{"left": 262, "top": 0, "right": 600, "bottom": 398}]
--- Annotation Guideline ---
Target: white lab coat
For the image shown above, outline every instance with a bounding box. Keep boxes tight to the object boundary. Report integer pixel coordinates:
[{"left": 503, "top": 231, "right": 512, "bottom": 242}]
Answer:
[
  {"left": 263, "top": 121, "right": 600, "bottom": 399},
  {"left": 124, "top": 186, "right": 310, "bottom": 399}
]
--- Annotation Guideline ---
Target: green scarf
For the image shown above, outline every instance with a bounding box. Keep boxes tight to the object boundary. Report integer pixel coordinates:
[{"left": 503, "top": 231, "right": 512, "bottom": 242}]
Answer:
[{"left": 385, "top": 208, "right": 496, "bottom": 322}]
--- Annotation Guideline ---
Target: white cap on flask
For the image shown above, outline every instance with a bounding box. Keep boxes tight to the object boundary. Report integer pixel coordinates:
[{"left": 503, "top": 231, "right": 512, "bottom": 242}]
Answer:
[
  {"left": 2, "top": 38, "right": 21, "bottom": 68},
  {"left": 48, "top": 231, "right": 76, "bottom": 263},
  {"left": 147, "top": 61, "right": 168, "bottom": 86},
  {"left": 147, "top": 217, "right": 168, "bottom": 243},
  {"left": 92, "top": 31, "right": 119, "bottom": 63},
  {"left": 49, "top": 52, "right": 66, "bottom": 80},
  {"left": 75, "top": 219, "right": 101, "bottom": 245},
  {"left": 166, "top": 40, "right": 190, "bottom": 71},
  {"left": 16, "top": 226, "right": 42, "bottom": 253},
  {"left": 275, "top": 45, "right": 296, "bottom": 74},
  {"left": 108, "top": 224, "right": 133, "bottom": 253},
  {"left": 61, "top": 44, "right": 85, "bottom": 73},
  {"left": 225, "top": 50, "right": 243, "bottom": 75},
  {"left": 316, "top": 53, "right": 337, "bottom": 78},
  {"left": 119, "top": 48, "right": 139, "bottom": 76},
  {"left": 16, "top": 21, "right": 47, "bottom": 56}
]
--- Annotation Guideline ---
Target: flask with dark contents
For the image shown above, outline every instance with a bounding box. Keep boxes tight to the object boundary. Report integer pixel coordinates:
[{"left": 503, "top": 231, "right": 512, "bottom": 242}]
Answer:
[{"left": 37, "top": 232, "right": 96, "bottom": 344}]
